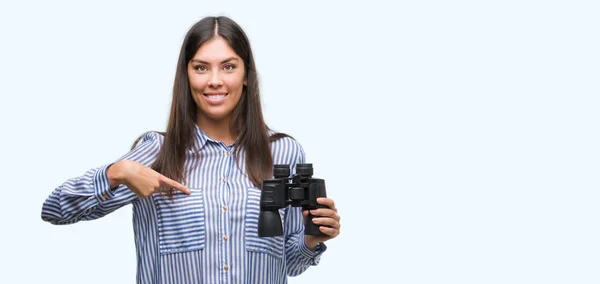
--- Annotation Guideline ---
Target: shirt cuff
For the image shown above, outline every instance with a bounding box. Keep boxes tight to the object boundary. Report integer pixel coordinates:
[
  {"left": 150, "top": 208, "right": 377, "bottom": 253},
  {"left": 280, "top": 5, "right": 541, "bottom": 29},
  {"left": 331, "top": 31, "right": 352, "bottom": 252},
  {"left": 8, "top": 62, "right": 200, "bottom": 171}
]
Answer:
[
  {"left": 93, "top": 164, "right": 115, "bottom": 203},
  {"left": 298, "top": 237, "right": 327, "bottom": 265}
]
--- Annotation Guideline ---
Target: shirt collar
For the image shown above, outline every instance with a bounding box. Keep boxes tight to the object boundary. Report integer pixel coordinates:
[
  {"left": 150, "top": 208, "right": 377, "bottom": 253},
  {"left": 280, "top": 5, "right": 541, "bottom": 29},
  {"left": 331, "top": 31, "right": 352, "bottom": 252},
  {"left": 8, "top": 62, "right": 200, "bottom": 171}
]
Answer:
[
  {"left": 190, "top": 124, "right": 237, "bottom": 153},
  {"left": 190, "top": 124, "right": 209, "bottom": 153}
]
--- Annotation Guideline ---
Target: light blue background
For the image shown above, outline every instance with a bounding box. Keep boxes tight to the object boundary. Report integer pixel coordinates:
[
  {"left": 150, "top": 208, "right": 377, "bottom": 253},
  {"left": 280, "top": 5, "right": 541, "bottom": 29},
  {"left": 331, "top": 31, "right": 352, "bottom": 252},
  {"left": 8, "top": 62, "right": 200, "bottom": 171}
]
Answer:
[{"left": 0, "top": 0, "right": 598, "bottom": 283}]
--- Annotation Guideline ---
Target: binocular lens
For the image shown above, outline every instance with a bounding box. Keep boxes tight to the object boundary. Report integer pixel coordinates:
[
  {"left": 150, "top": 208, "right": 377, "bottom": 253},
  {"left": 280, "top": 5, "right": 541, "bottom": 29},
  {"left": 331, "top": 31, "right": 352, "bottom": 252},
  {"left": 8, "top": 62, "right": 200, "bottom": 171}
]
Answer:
[{"left": 258, "top": 210, "right": 283, "bottom": 237}]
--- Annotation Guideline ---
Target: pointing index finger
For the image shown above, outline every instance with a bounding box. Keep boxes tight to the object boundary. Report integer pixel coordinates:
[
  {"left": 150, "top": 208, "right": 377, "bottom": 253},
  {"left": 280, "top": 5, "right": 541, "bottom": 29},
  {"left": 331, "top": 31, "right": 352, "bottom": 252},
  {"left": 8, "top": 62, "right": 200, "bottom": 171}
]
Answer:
[{"left": 160, "top": 176, "right": 190, "bottom": 194}]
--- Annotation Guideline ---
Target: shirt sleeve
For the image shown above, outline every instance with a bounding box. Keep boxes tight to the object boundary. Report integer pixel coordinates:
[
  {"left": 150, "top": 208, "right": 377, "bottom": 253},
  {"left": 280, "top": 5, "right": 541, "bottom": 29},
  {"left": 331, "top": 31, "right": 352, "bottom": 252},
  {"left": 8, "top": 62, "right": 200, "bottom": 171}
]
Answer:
[
  {"left": 41, "top": 132, "right": 162, "bottom": 225},
  {"left": 283, "top": 142, "right": 327, "bottom": 276}
]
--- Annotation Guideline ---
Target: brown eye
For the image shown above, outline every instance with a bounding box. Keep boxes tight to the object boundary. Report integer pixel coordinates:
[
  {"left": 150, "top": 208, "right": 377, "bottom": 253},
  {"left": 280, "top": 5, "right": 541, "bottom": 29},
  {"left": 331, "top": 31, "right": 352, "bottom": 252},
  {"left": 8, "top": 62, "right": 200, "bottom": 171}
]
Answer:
[
  {"left": 195, "top": 65, "right": 208, "bottom": 72},
  {"left": 223, "top": 64, "right": 235, "bottom": 71}
]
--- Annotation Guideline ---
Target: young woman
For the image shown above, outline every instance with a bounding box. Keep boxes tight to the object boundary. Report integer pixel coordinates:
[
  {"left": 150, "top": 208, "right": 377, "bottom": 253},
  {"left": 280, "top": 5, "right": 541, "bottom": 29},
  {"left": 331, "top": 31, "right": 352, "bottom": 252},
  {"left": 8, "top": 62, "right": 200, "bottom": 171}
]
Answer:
[{"left": 41, "top": 16, "right": 341, "bottom": 283}]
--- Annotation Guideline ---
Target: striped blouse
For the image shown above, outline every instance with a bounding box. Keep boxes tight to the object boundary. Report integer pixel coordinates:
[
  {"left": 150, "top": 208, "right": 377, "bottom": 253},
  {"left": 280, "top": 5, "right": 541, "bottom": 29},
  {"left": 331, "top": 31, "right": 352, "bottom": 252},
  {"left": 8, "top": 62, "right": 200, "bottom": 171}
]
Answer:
[{"left": 41, "top": 125, "right": 325, "bottom": 284}]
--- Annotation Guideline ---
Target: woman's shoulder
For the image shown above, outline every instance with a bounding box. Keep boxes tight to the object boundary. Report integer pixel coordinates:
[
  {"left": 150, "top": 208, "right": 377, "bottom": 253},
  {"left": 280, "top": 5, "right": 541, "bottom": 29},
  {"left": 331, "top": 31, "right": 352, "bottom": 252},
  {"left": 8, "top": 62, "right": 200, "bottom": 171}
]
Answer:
[
  {"left": 268, "top": 130, "right": 305, "bottom": 160},
  {"left": 130, "top": 130, "right": 166, "bottom": 150}
]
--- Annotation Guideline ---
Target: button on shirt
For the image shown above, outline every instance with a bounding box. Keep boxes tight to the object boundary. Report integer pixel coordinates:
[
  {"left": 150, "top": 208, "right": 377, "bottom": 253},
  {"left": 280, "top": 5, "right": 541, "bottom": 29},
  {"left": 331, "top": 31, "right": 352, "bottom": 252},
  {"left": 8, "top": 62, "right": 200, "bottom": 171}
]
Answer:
[{"left": 41, "top": 126, "right": 325, "bottom": 284}]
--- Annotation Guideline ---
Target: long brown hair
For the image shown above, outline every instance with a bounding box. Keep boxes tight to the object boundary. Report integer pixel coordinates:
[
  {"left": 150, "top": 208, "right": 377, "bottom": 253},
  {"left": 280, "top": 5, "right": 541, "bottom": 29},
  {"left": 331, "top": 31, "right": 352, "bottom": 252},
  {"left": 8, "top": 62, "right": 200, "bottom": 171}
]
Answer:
[{"left": 134, "top": 16, "right": 287, "bottom": 196}]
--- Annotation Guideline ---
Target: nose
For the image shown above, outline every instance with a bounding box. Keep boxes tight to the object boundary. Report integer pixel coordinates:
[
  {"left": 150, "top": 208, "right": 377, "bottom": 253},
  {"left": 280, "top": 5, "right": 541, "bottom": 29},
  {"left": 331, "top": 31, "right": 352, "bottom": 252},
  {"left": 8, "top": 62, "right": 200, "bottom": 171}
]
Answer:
[{"left": 208, "top": 71, "right": 223, "bottom": 88}]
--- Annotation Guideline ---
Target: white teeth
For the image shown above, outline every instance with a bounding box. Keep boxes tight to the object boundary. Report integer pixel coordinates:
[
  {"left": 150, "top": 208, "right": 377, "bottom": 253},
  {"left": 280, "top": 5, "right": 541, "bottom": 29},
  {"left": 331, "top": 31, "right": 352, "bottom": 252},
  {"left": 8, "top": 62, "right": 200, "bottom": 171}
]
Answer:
[{"left": 206, "top": 94, "right": 226, "bottom": 98}]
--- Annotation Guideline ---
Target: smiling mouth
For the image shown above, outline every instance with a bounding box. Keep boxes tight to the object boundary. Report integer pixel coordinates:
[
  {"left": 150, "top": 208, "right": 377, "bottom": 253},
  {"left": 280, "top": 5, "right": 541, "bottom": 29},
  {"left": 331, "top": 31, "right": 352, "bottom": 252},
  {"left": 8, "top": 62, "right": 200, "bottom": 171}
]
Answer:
[
  {"left": 203, "top": 92, "right": 228, "bottom": 104},
  {"left": 204, "top": 93, "right": 228, "bottom": 98}
]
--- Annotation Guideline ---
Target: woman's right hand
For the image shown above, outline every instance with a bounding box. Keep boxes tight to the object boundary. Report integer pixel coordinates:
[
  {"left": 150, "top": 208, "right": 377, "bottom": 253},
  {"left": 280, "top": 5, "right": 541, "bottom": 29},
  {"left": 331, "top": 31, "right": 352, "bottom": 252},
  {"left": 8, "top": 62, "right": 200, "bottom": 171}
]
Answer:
[{"left": 107, "top": 160, "right": 190, "bottom": 197}]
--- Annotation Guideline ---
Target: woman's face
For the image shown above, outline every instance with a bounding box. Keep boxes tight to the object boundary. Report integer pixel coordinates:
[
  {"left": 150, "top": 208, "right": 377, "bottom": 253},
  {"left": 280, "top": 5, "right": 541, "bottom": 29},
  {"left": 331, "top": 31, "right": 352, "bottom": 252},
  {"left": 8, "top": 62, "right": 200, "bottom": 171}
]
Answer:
[{"left": 188, "top": 36, "right": 246, "bottom": 124}]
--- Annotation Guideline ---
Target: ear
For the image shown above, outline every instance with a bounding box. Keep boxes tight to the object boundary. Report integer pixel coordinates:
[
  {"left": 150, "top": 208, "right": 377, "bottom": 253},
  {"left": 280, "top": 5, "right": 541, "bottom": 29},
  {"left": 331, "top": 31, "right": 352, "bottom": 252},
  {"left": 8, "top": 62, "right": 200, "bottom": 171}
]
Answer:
[{"left": 244, "top": 78, "right": 247, "bottom": 86}]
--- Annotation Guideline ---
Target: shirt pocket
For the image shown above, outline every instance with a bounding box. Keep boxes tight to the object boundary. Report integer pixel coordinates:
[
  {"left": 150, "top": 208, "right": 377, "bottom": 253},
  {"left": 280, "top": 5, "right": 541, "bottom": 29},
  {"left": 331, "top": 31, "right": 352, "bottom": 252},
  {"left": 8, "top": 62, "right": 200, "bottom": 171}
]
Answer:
[
  {"left": 245, "top": 187, "right": 286, "bottom": 259},
  {"left": 153, "top": 188, "right": 206, "bottom": 255}
]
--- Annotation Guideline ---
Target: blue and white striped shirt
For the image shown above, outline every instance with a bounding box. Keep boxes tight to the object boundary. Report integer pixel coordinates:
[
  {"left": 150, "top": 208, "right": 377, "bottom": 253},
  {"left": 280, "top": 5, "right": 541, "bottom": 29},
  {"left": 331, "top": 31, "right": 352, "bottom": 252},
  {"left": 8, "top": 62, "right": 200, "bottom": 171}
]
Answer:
[{"left": 41, "top": 125, "right": 325, "bottom": 284}]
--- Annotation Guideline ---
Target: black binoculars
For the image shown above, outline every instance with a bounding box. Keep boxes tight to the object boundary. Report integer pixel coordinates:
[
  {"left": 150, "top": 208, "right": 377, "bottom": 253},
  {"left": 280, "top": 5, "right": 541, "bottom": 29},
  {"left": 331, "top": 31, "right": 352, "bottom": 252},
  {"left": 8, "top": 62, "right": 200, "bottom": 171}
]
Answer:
[{"left": 258, "top": 163, "right": 327, "bottom": 237}]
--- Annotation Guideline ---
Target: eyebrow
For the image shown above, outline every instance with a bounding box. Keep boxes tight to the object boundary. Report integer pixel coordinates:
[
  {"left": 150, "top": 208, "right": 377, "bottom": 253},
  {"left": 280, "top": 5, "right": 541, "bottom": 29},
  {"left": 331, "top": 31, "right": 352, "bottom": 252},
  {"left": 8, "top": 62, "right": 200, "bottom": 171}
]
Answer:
[{"left": 190, "top": 57, "right": 239, "bottom": 64}]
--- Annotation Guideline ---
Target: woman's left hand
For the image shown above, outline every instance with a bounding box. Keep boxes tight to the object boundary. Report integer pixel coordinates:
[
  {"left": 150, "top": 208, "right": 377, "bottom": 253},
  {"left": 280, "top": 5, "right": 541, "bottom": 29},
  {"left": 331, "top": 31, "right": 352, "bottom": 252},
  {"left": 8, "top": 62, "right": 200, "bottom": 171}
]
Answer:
[{"left": 303, "top": 197, "right": 341, "bottom": 250}]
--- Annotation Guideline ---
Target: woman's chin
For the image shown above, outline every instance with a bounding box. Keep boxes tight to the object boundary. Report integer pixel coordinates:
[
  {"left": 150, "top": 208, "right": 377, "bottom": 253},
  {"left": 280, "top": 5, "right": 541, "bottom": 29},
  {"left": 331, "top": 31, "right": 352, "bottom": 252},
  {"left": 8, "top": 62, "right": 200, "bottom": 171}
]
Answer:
[{"left": 197, "top": 110, "right": 233, "bottom": 123}]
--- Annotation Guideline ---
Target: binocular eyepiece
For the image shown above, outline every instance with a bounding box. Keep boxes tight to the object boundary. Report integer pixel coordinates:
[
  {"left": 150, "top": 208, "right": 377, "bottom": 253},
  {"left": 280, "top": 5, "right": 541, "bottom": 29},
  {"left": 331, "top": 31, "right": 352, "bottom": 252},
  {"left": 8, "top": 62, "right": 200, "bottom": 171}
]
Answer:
[
  {"left": 258, "top": 163, "right": 328, "bottom": 237},
  {"left": 273, "top": 163, "right": 313, "bottom": 178}
]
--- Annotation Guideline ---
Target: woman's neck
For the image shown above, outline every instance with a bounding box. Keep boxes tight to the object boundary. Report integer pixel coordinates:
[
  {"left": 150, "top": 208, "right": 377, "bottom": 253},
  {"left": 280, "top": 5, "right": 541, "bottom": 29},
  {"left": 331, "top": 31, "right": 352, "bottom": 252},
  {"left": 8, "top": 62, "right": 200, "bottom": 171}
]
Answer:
[{"left": 196, "top": 116, "right": 236, "bottom": 146}]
